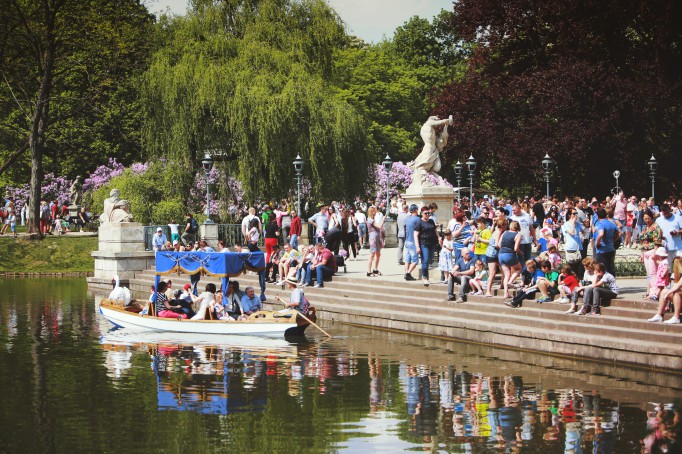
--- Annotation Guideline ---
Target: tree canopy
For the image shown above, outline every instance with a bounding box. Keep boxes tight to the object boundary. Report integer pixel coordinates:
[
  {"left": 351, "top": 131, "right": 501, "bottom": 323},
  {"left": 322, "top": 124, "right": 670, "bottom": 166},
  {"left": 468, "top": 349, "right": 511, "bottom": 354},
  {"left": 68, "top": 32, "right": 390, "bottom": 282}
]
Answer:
[
  {"left": 142, "top": 0, "right": 370, "bottom": 201},
  {"left": 434, "top": 0, "right": 682, "bottom": 197}
]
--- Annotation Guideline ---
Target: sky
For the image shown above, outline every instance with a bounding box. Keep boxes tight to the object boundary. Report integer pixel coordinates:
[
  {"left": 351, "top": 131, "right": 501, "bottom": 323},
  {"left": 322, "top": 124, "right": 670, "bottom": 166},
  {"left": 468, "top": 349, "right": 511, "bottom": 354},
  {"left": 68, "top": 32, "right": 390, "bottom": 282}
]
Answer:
[{"left": 147, "top": 0, "right": 454, "bottom": 43}]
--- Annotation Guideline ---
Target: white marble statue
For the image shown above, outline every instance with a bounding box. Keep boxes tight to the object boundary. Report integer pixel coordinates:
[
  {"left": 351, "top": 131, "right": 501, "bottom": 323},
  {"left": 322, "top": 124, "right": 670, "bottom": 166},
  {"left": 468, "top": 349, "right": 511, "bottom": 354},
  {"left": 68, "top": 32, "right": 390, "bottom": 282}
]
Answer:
[
  {"left": 100, "top": 189, "right": 121, "bottom": 223},
  {"left": 109, "top": 200, "right": 134, "bottom": 223},
  {"left": 407, "top": 115, "right": 453, "bottom": 190}
]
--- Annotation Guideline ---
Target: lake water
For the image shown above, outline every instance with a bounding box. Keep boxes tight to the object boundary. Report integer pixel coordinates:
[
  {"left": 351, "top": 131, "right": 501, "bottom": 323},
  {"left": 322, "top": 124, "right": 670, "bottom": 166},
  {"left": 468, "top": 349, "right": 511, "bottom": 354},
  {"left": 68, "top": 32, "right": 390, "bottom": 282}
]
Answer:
[{"left": 0, "top": 278, "right": 679, "bottom": 453}]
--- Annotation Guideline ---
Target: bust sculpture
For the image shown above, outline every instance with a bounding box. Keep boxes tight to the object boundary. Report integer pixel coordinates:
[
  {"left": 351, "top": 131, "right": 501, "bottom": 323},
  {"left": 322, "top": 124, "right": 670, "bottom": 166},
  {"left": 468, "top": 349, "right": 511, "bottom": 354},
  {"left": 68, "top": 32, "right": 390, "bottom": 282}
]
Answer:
[
  {"left": 109, "top": 199, "right": 134, "bottom": 222},
  {"left": 407, "top": 115, "right": 453, "bottom": 191},
  {"left": 69, "top": 176, "right": 83, "bottom": 206},
  {"left": 100, "top": 189, "right": 122, "bottom": 223}
]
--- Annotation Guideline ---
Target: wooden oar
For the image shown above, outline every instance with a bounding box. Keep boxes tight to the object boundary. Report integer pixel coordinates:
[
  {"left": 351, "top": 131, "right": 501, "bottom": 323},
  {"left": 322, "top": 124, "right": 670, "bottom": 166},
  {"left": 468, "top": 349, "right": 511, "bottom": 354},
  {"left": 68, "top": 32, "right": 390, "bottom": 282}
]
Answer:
[{"left": 275, "top": 296, "right": 332, "bottom": 338}]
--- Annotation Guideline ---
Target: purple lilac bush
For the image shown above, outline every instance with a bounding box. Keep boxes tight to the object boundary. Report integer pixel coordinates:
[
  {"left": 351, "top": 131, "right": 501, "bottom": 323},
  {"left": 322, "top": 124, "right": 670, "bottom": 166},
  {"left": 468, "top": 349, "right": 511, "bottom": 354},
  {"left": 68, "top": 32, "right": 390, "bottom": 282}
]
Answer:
[
  {"left": 82, "top": 158, "right": 126, "bottom": 192},
  {"left": 366, "top": 161, "right": 452, "bottom": 202}
]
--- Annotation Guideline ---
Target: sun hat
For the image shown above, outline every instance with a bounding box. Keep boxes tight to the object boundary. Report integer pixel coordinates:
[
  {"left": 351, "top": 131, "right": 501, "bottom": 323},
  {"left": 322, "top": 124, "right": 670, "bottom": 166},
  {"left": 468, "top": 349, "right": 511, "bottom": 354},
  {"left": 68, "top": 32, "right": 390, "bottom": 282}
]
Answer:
[
  {"left": 541, "top": 227, "right": 552, "bottom": 236},
  {"left": 655, "top": 247, "right": 668, "bottom": 258},
  {"left": 284, "top": 276, "right": 299, "bottom": 286},
  {"left": 183, "top": 283, "right": 192, "bottom": 291}
]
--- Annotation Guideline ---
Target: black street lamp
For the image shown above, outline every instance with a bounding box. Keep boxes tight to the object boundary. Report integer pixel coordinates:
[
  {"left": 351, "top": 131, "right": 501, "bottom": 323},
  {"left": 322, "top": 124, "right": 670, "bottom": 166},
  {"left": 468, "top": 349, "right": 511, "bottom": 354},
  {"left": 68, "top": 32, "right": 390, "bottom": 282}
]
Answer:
[
  {"left": 382, "top": 154, "right": 394, "bottom": 217},
  {"left": 453, "top": 160, "right": 463, "bottom": 203},
  {"left": 201, "top": 152, "right": 214, "bottom": 224},
  {"left": 648, "top": 155, "right": 657, "bottom": 200},
  {"left": 465, "top": 155, "right": 476, "bottom": 208},
  {"left": 293, "top": 154, "right": 304, "bottom": 217},
  {"left": 541, "top": 153, "right": 554, "bottom": 200}
]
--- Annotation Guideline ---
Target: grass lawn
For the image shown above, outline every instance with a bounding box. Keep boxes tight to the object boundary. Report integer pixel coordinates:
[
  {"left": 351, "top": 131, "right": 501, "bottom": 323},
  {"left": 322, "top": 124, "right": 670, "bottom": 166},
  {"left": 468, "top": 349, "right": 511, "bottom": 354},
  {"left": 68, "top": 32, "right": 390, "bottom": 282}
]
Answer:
[{"left": 0, "top": 234, "right": 98, "bottom": 272}]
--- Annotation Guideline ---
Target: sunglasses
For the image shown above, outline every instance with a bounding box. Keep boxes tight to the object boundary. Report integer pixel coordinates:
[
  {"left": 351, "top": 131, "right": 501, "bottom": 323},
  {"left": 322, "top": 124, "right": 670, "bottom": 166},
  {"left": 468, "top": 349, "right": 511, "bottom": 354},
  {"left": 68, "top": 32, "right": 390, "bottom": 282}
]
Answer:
[{"left": 422, "top": 212, "right": 432, "bottom": 215}]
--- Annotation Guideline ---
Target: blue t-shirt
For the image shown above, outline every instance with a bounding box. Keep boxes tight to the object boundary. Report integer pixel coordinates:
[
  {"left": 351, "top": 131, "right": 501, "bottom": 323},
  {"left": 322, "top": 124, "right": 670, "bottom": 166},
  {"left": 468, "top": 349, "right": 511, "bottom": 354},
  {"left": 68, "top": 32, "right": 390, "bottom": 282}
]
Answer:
[
  {"left": 593, "top": 219, "right": 617, "bottom": 253},
  {"left": 455, "top": 256, "right": 476, "bottom": 272},
  {"left": 405, "top": 215, "right": 420, "bottom": 244},
  {"left": 537, "top": 237, "right": 548, "bottom": 252},
  {"left": 240, "top": 294, "right": 262, "bottom": 313}
]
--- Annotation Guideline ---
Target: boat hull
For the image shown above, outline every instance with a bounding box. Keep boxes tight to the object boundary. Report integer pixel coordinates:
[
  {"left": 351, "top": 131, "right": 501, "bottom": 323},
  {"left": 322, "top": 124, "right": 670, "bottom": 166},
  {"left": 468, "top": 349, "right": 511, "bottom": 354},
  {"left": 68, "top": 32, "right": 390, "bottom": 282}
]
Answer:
[{"left": 99, "top": 299, "right": 311, "bottom": 337}]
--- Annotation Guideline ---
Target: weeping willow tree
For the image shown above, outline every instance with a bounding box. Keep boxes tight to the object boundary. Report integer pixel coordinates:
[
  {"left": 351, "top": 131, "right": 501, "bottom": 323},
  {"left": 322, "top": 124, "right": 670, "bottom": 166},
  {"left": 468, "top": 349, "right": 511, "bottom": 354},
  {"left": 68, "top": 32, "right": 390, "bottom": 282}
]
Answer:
[{"left": 142, "top": 0, "right": 370, "bottom": 201}]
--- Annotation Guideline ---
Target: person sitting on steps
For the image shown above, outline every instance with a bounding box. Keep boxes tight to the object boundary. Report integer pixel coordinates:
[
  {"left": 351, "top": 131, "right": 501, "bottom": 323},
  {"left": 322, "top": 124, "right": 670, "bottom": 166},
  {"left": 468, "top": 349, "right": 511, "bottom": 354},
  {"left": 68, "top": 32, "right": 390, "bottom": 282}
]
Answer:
[
  {"left": 576, "top": 262, "right": 618, "bottom": 316},
  {"left": 446, "top": 247, "right": 476, "bottom": 303}
]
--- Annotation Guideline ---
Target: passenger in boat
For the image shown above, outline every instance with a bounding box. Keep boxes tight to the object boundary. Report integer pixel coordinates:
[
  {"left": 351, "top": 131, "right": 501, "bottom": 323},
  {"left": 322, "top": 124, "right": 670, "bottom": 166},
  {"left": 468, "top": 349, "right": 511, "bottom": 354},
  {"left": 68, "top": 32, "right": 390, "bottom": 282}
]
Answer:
[
  {"left": 224, "top": 281, "right": 245, "bottom": 319},
  {"left": 171, "top": 289, "right": 195, "bottom": 318},
  {"left": 189, "top": 283, "right": 217, "bottom": 320},
  {"left": 240, "top": 286, "right": 262, "bottom": 317},
  {"left": 281, "top": 277, "right": 309, "bottom": 315},
  {"left": 163, "top": 279, "right": 174, "bottom": 300},
  {"left": 155, "top": 281, "right": 188, "bottom": 319}
]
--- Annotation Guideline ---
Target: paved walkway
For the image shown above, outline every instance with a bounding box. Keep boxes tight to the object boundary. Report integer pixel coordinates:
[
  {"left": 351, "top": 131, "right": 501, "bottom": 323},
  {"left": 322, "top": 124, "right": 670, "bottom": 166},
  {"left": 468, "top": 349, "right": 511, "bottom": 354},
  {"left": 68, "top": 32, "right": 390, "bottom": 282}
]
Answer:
[{"left": 342, "top": 245, "right": 649, "bottom": 300}]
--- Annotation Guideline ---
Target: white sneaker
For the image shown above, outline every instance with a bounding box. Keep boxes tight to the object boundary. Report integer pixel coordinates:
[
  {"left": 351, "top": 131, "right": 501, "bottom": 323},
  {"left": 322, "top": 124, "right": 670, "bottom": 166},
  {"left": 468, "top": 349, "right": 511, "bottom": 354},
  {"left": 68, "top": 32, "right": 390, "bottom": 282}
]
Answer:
[
  {"left": 648, "top": 314, "right": 663, "bottom": 322},
  {"left": 663, "top": 317, "right": 680, "bottom": 324}
]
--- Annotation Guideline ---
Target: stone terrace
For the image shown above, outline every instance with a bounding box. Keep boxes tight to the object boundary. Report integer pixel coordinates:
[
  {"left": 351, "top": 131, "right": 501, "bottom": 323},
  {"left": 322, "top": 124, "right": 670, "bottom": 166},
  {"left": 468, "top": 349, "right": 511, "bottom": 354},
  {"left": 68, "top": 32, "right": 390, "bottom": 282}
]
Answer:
[{"left": 88, "top": 246, "right": 682, "bottom": 372}]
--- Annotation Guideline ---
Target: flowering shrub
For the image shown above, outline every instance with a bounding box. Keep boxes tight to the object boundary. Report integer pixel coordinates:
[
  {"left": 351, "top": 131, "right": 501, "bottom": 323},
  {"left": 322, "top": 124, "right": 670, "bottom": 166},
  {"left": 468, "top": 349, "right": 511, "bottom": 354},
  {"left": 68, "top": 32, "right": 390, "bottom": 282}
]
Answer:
[
  {"left": 82, "top": 158, "right": 125, "bottom": 192},
  {"left": 365, "top": 161, "right": 452, "bottom": 202},
  {"left": 4, "top": 173, "right": 72, "bottom": 212}
]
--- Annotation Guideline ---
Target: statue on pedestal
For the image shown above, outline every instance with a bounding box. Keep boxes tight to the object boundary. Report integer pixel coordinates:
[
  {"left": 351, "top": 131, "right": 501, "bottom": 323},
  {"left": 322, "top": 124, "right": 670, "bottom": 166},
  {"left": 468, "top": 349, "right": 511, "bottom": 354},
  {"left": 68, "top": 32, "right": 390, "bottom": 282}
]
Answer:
[
  {"left": 407, "top": 115, "right": 453, "bottom": 192},
  {"left": 69, "top": 176, "right": 83, "bottom": 206},
  {"left": 100, "top": 189, "right": 132, "bottom": 223}
]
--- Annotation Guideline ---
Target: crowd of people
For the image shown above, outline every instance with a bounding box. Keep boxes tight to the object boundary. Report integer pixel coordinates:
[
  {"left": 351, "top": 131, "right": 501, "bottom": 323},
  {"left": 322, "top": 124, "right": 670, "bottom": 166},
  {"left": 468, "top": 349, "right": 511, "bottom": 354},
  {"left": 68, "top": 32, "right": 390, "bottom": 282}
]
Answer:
[{"left": 0, "top": 193, "right": 92, "bottom": 237}]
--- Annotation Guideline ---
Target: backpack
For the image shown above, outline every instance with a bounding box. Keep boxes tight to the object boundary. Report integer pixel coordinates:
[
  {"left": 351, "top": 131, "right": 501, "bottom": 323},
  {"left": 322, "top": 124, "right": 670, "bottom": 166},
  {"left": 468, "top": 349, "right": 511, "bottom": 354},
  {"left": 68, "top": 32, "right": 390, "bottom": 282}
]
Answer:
[
  {"left": 248, "top": 217, "right": 260, "bottom": 232},
  {"left": 190, "top": 217, "right": 199, "bottom": 233}
]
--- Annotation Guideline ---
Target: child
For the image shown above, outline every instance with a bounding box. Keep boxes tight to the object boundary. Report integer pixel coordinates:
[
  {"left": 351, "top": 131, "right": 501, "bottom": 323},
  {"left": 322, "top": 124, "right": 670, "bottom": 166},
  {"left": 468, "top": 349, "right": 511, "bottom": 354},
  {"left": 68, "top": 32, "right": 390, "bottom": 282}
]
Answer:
[
  {"left": 505, "top": 259, "right": 544, "bottom": 308},
  {"left": 9, "top": 210, "right": 17, "bottom": 238},
  {"left": 438, "top": 229, "right": 454, "bottom": 283},
  {"left": 469, "top": 259, "right": 488, "bottom": 295},
  {"left": 547, "top": 244, "right": 562, "bottom": 270},
  {"left": 565, "top": 257, "right": 597, "bottom": 314},
  {"left": 646, "top": 247, "right": 670, "bottom": 301},
  {"left": 537, "top": 228, "right": 557, "bottom": 252},
  {"left": 557, "top": 266, "right": 579, "bottom": 303},
  {"left": 577, "top": 262, "right": 618, "bottom": 316},
  {"left": 535, "top": 261, "right": 559, "bottom": 303}
]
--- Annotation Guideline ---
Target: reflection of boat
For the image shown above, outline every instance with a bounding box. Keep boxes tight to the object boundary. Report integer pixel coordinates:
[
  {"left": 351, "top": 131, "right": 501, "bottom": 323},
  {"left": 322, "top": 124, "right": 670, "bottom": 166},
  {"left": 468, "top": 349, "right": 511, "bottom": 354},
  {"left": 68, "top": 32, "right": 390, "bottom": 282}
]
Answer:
[
  {"left": 99, "top": 299, "right": 314, "bottom": 336},
  {"left": 99, "top": 329, "right": 295, "bottom": 351},
  {"left": 97, "top": 251, "right": 315, "bottom": 337}
]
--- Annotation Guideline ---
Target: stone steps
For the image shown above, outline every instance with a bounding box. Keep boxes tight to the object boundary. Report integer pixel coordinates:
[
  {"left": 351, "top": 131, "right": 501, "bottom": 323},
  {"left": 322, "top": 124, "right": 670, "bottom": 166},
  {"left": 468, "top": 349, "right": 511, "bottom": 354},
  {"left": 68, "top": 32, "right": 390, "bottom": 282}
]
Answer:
[{"left": 102, "top": 267, "right": 682, "bottom": 370}]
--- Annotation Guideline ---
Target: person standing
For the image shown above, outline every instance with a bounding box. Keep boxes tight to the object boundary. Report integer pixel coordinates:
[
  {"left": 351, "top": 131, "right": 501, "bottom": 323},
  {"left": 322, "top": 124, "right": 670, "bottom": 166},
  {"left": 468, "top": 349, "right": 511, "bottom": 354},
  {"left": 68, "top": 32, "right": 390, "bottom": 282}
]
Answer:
[
  {"left": 509, "top": 203, "right": 535, "bottom": 265},
  {"left": 593, "top": 208, "right": 618, "bottom": 276},
  {"left": 241, "top": 207, "right": 261, "bottom": 252},
  {"left": 396, "top": 204, "right": 409, "bottom": 265},
  {"left": 264, "top": 216, "right": 280, "bottom": 264},
  {"left": 289, "top": 210, "right": 301, "bottom": 249},
  {"left": 354, "top": 208, "right": 367, "bottom": 250},
  {"left": 656, "top": 203, "right": 682, "bottom": 272},
  {"left": 414, "top": 206, "right": 438, "bottom": 286},
  {"left": 181, "top": 213, "right": 198, "bottom": 246},
  {"left": 561, "top": 208, "right": 584, "bottom": 275},
  {"left": 308, "top": 204, "right": 329, "bottom": 244},
  {"left": 167, "top": 220, "right": 180, "bottom": 244},
  {"left": 403, "top": 204, "right": 421, "bottom": 281},
  {"left": 366, "top": 206, "right": 385, "bottom": 277}
]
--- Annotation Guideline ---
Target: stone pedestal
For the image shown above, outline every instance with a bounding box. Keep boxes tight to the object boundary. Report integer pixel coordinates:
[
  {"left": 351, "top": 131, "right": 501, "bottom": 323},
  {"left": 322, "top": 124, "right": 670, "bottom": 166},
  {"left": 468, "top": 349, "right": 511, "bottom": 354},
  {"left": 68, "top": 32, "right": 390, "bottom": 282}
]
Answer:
[
  {"left": 300, "top": 223, "right": 311, "bottom": 246},
  {"left": 68, "top": 204, "right": 82, "bottom": 219},
  {"left": 383, "top": 220, "right": 398, "bottom": 247},
  {"left": 403, "top": 185, "right": 455, "bottom": 225},
  {"left": 92, "top": 222, "right": 154, "bottom": 280},
  {"left": 199, "top": 222, "right": 219, "bottom": 244}
]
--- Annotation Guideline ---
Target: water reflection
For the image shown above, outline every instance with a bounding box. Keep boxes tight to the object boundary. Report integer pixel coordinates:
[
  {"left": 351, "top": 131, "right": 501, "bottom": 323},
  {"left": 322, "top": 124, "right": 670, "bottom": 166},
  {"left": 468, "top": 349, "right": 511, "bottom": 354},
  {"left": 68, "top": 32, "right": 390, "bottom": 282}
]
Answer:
[{"left": 0, "top": 278, "right": 681, "bottom": 453}]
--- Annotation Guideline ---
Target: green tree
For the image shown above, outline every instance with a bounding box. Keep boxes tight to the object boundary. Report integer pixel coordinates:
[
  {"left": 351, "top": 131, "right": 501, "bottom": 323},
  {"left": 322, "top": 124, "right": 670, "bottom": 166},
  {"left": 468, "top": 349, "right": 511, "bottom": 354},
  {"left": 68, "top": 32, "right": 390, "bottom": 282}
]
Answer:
[
  {"left": 0, "top": 0, "right": 154, "bottom": 232},
  {"left": 142, "top": 0, "right": 370, "bottom": 201}
]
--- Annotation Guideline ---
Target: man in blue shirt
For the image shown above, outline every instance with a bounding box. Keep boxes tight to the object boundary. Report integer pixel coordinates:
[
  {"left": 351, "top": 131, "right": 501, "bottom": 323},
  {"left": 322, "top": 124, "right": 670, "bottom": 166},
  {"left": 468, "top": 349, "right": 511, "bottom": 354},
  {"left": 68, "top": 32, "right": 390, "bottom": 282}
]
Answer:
[
  {"left": 447, "top": 247, "right": 476, "bottom": 303},
  {"left": 593, "top": 208, "right": 618, "bottom": 276},
  {"left": 656, "top": 203, "right": 682, "bottom": 270},
  {"left": 307, "top": 205, "right": 329, "bottom": 243},
  {"left": 152, "top": 227, "right": 167, "bottom": 251},
  {"left": 403, "top": 204, "right": 421, "bottom": 281},
  {"left": 240, "top": 286, "right": 262, "bottom": 315}
]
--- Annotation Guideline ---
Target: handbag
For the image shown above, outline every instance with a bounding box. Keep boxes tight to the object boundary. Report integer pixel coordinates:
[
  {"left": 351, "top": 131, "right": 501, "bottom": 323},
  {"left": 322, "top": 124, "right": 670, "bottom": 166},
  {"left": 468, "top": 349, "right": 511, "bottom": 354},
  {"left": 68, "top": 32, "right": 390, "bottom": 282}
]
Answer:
[{"left": 565, "top": 250, "right": 582, "bottom": 264}]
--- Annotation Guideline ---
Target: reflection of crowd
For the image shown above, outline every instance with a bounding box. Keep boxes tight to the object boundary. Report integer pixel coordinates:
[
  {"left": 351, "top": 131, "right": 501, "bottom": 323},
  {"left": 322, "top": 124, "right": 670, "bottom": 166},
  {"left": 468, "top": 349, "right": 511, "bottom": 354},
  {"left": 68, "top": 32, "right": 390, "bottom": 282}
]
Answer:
[{"left": 396, "top": 364, "right": 680, "bottom": 452}]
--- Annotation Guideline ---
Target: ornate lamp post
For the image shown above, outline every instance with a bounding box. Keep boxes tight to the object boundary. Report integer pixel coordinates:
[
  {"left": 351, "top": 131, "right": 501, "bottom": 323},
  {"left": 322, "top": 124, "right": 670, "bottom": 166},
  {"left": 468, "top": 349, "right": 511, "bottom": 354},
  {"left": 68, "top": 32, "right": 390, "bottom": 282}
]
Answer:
[
  {"left": 613, "top": 170, "right": 620, "bottom": 194},
  {"left": 293, "top": 154, "right": 304, "bottom": 217},
  {"left": 201, "top": 152, "right": 214, "bottom": 224},
  {"left": 382, "top": 154, "right": 394, "bottom": 217},
  {"left": 453, "top": 160, "right": 463, "bottom": 203},
  {"left": 647, "top": 155, "right": 657, "bottom": 200},
  {"left": 465, "top": 155, "right": 476, "bottom": 208},
  {"left": 541, "top": 153, "right": 554, "bottom": 200}
]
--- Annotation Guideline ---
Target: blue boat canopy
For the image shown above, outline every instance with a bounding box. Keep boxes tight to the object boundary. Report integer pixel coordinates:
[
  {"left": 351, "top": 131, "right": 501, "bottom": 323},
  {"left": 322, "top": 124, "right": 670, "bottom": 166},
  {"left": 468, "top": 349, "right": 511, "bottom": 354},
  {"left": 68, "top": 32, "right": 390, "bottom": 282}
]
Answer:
[{"left": 155, "top": 251, "right": 265, "bottom": 277}]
